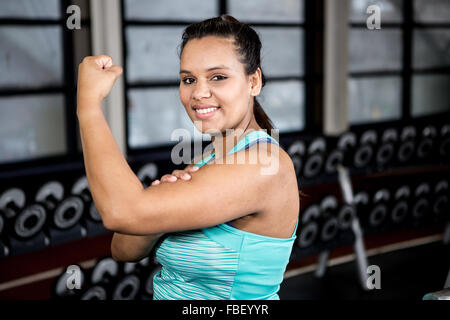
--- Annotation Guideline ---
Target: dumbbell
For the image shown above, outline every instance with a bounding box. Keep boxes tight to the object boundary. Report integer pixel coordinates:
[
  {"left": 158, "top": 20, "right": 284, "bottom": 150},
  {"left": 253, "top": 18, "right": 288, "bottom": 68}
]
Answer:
[
  {"left": 339, "top": 132, "right": 358, "bottom": 169},
  {"left": 43, "top": 179, "right": 91, "bottom": 245},
  {"left": 366, "top": 189, "right": 391, "bottom": 232},
  {"left": 52, "top": 265, "right": 86, "bottom": 299},
  {"left": 141, "top": 263, "right": 162, "bottom": 300},
  {"left": 337, "top": 203, "right": 356, "bottom": 231},
  {"left": 432, "top": 180, "right": 449, "bottom": 223},
  {"left": 374, "top": 128, "right": 398, "bottom": 170},
  {"left": 438, "top": 124, "right": 450, "bottom": 163},
  {"left": 353, "top": 191, "right": 370, "bottom": 232},
  {"left": 390, "top": 185, "right": 411, "bottom": 226},
  {"left": 323, "top": 135, "right": 345, "bottom": 176},
  {"left": 1, "top": 187, "right": 49, "bottom": 256},
  {"left": 112, "top": 257, "right": 151, "bottom": 300},
  {"left": 297, "top": 204, "right": 321, "bottom": 249},
  {"left": 415, "top": 125, "right": 438, "bottom": 165},
  {"left": 411, "top": 183, "right": 432, "bottom": 226},
  {"left": 137, "top": 163, "right": 159, "bottom": 188},
  {"left": 318, "top": 196, "right": 340, "bottom": 244},
  {"left": 287, "top": 140, "right": 306, "bottom": 181},
  {"left": 302, "top": 137, "right": 326, "bottom": 180},
  {"left": 0, "top": 188, "right": 28, "bottom": 257},
  {"left": 72, "top": 176, "right": 107, "bottom": 237},
  {"left": 353, "top": 129, "right": 377, "bottom": 170},
  {"left": 81, "top": 257, "right": 119, "bottom": 300},
  {"left": 396, "top": 126, "right": 416, "bottom": 166}
]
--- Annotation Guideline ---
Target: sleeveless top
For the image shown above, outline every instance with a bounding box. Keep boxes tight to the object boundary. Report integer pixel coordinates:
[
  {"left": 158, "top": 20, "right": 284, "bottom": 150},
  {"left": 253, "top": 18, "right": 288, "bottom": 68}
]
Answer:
[{"left": 152, "top": 130, "right": 299, "bottom": 300}]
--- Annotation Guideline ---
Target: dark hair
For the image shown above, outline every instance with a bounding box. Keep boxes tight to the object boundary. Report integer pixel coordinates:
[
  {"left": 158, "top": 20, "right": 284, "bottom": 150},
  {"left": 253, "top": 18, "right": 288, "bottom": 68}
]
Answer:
[{"left": 179, "top": 14, "right": 276, "bottom": 135}]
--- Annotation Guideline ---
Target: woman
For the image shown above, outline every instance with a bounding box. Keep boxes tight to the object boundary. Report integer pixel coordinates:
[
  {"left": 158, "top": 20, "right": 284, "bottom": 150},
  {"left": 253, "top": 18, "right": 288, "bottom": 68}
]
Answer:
[{"left": 77, "top": 15, "right": 300, "bottom": 300}]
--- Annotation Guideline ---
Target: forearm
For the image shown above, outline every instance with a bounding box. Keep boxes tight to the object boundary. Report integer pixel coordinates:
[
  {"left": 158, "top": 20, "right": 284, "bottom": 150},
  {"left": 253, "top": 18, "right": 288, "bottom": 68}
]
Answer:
[
  {"left": 111, "top": 232, "right": 163, "bottom": 262},
  {"left": 77, "top": 98, "right": 143, "bottom": 228}
]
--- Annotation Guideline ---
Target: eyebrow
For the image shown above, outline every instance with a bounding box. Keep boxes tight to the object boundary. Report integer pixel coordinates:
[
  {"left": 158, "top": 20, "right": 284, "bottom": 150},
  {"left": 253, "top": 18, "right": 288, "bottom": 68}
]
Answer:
[{"left": 179, "top": 66, "right": 231, "bottom": 74}]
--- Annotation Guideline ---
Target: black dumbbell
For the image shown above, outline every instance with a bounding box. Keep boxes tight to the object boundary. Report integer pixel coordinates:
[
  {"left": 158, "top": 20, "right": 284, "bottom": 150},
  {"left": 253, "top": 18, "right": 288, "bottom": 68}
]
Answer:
[
  {"left": 287, "top": 140, "right": 306, "bottom": 180},
  {"left": 302, "top": 137, "right": 326, "bottom": 179},
  {"left": 415, "top": 125, "right": 438, "bottom": 165},
  {"left": 141, "top": 263, "right": 163, "bottom": 300},
  {"left": 432, "top": 180, "right": 449, "bottom": 223},
  {"left": 72, "top": 176, "right": 107, "bottom": 237},
  {"left": 411, "top": 183, "right": 432, "bottom": 226},
  {"left": 367, "top": 189, "right": 390, "bottom": 232},
  {"left": 323, "top": 135, "right": 345, "bottom": 176},
  {"left": 112, "top": 257, "right": 151, "bottom": 300},
  {"left": 390, "top": 185, "right": 411, "bottom": 226},
  {"left": 297, "top": 204, "right": 321, "bottom": 249},
  {"left": 353, "top": 130, "right": 377, "bottom": 171},
  {"left": 438, "top": 124, "right": 450, "bottom": 164},
  {"left": 318, "top": 196, "right": 339, "bottom": 243},
  {"left": 396, "top": 126, "right": 416, "bottom": 166},
  {"left": 0, "top": 188, "right": 28, "bottom": 257},
  {"left": 1, "top": 187, "right": 49, "bottom": 256},
  {"left": 337, "top": 203, "right": 356, "bottom": 231},
  {"left": 81, "top": 257, "right": 119, "bottom": 300},
  {"left": 137, "top": 163, "right": 159, "bottom": 188},
  {"left": 353, "top": 191, "right": 370, "bottom": 232},
  {"left": 375, "top": 128, "right": 398, "bottom": 170},
  {"left": 339, "top": 132, "right": 358, "bottom": 169}
]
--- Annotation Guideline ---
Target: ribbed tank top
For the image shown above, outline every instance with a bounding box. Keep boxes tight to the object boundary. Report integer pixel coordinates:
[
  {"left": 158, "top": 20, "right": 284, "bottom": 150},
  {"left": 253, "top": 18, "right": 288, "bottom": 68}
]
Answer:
[{"left": 153, "top": 130, "right": 299, "bottom": 300}]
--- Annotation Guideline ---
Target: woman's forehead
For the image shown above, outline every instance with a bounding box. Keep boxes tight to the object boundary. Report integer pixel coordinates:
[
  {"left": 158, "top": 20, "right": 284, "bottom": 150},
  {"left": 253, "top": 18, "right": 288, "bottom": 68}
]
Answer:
[{"left": 180, "top": 36, "right": 243, "bottom": 72}]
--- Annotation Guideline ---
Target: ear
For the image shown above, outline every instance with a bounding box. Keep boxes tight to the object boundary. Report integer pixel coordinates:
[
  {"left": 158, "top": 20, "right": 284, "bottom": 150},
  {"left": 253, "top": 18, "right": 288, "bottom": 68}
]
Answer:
[{"left": 249, "top": 68, "right": 262, "bottom": 97}]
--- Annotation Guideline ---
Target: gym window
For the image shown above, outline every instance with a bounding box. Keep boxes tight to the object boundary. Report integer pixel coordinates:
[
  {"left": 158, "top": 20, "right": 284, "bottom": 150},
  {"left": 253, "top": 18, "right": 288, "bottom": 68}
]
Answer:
[
  {"left": 348, "top": 0, "right": 450, "bottom": 125},
  {"left": 0, "top": 0, "right": 91, "bottom": 168}
]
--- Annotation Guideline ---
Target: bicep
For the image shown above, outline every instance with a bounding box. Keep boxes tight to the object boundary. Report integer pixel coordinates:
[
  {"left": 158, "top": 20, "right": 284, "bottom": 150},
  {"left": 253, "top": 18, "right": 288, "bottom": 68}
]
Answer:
[{"left": 117, "top": 147, "right": 279, "bottom": 235}]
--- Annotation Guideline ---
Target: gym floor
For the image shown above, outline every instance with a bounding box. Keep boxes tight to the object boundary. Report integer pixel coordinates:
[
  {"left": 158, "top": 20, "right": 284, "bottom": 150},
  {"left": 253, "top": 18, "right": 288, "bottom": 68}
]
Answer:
[{"left": 279, "top": 240, "right": 450, "bottom": 300}]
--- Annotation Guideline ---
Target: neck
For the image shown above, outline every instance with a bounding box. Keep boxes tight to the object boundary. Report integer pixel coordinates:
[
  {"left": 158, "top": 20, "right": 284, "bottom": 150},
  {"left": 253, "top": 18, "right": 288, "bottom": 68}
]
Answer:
[{"left": 211, "top": 114, "right": 262, "bottom": 158}]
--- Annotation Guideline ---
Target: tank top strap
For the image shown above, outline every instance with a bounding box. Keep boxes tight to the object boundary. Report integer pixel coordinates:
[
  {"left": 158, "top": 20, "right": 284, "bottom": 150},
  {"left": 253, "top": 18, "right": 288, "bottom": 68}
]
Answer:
[
  {"left": 194, "top": 130, "right": 279, "bottom": 168},
  {"left": 292, "top": 218, "right": 299, "bottom": 237}
]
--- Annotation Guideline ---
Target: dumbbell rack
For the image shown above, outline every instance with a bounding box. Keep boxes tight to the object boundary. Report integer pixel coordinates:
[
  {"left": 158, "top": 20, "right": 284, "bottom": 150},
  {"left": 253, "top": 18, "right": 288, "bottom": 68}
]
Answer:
[{"left": 314, "top": 165, "right": 369, "bottom": 290}]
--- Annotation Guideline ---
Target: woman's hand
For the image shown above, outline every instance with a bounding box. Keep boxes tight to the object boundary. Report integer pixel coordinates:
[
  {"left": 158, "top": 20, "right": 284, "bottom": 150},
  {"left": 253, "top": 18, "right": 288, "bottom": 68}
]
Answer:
[
  {"left": 151, "top": 166, "right": 200, "bottom": 186},
  {"left": 77, "top": 55, "right": 123, "bottom": 113}
]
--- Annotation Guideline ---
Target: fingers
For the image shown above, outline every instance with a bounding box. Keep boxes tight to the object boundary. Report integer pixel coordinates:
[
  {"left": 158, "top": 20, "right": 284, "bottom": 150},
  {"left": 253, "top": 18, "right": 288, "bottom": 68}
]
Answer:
[{"left": 153, "top": 166, "right": 200, "bottom": 185}]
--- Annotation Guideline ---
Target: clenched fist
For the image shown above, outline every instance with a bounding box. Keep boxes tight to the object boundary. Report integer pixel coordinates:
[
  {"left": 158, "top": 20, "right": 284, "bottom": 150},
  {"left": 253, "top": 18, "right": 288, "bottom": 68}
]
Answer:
[{"left": 77, "top": 55, "right": 123, "bottom": 110}]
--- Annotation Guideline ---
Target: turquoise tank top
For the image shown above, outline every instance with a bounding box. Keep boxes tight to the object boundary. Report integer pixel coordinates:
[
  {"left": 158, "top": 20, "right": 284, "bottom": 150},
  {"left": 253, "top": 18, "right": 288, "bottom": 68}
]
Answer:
[{"left": 153, "top": 130, "right": 299, "bottom": 300}]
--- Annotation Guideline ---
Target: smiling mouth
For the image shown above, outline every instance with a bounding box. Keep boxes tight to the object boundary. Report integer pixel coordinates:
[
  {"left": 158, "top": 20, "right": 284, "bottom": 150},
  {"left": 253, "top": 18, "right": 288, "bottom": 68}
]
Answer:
[{"left": 193, "top": 106, "right": 220, "bottom": 114}]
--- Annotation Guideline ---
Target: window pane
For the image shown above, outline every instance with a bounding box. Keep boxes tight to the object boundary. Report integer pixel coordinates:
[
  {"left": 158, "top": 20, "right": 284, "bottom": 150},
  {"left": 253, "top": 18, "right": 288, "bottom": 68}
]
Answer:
[
  {"left": 124, "top": 0, "right": 218, "bottom": 21},
  {"left": 349, "top": 0, "right": 403, "bottom": 23},
  {"left": 0, "top": 94, "right": 66, "bottom": 164},
  {"left": 414, "top": 0, "right": 450, "bottom": 23},
  {"left": 126, "top": 26, "right": 185, "bottom": 83},
  {"left": 0, "top": 26, "right": 63, "bottom": 88},
  {"left": 412, "top": 74, "right": 450, "bottom": 117},
  {"left": 413, "top": 29, "right": 450, "bottom": 69},
  {"left": 229, "top": 0, "right": 304, "bottom": 23},
  {"left": 0, "top": 0, "right": 60, "bottom": 19},
  {"left": 259, "top": 80, "right": 304, "bottom": 132},
  {"left": 255, "top": 27, "right": 303, "bottom": 77},
  {"left": 128, "top": 87, "right": 198, "bottom": 148},
  {"left": 349, "top": 28, "right": 402, "bottom": 72},
  {"left": 348, "top": 77, "right": 402, "bottom": 124}
]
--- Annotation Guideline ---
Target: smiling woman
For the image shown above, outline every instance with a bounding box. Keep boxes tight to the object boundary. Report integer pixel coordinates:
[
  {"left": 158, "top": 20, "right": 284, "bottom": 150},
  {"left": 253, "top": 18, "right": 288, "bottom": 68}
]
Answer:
[{"left": 77, "top": 15, "right": 300, "bottom": 300}]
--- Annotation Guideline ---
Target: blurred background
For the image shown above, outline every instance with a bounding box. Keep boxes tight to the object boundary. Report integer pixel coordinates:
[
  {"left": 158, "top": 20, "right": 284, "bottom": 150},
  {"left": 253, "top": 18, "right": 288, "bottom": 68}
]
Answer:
[{"left": 0, "top": 0, "right": 449, "bottom": 300}]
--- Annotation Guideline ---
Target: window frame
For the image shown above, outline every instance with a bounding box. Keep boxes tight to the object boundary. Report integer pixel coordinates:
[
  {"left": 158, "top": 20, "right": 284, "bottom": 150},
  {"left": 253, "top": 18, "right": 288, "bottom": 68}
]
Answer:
[{"left": 0, "top": 0, "right": 91, "bottom": 176}]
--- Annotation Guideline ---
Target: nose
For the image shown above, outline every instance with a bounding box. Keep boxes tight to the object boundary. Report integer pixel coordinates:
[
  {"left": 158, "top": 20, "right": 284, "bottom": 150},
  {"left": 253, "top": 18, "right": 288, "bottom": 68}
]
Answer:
[{"left": 192, "top": 80, "right": 211, "bottom": 101}]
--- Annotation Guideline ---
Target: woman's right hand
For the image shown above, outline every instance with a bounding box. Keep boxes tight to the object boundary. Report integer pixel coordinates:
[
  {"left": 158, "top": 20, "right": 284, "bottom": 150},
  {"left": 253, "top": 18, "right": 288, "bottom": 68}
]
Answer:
[{"left": 151, "top": 165, "right": 200, "bottom": 186}]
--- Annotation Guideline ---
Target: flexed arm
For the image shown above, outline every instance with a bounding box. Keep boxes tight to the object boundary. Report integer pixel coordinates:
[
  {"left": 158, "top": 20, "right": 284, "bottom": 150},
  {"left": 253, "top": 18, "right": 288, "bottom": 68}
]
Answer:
[{"left": 77, "top": 55, "right": 143, "bottom": 229}]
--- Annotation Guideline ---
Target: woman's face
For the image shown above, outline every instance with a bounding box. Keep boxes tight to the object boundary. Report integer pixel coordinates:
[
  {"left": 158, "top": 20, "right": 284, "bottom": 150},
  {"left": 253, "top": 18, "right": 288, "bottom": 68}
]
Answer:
[{"left": 179, "top": 36, "right": 259, "bottom": 135}]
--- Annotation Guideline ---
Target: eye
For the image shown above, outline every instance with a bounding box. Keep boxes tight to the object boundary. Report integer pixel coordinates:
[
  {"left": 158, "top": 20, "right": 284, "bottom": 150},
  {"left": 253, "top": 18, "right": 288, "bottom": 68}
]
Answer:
[
  {"left": 211, "top": 75, "right": 227, "bottom": 81},
  {"left": 181, "top": 77, "right": 195, "bottom": 85}
]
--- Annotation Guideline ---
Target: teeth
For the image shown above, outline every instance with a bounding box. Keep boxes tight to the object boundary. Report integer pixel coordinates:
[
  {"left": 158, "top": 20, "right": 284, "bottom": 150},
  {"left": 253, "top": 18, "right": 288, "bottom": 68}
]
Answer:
[{"left": 195, "top": 107, "right": 218, "bottom": 114}]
